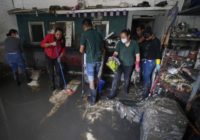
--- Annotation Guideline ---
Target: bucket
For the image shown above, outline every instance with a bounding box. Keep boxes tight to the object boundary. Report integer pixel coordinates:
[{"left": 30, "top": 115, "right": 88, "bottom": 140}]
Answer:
[{"left": 98, "top": 79, "right": 106, "bottom": 94}]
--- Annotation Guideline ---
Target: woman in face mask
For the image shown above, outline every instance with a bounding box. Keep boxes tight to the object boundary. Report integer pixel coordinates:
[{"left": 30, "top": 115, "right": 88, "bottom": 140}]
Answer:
[{"left": 107, "top": 29, "right": 140, "bottom": 99}]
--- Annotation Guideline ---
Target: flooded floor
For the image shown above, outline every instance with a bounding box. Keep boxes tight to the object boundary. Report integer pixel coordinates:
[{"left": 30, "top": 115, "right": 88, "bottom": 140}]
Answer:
[{"left": 0, "top": 74, "right": 140, "bottom": 140}]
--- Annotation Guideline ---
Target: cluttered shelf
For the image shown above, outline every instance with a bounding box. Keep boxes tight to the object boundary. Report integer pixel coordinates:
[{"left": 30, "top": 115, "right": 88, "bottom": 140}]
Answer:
[{"left": 170, "top": 37, "right": 200, "bottom": 42}]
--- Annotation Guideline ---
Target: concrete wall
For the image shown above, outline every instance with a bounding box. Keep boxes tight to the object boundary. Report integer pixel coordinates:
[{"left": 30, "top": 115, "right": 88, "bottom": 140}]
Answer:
[
  {"left": 0, "top": 0, "right": 18, "bottom": 42},
  {"left": 13, "top": 0, "right": 178, "bottom": 9}
]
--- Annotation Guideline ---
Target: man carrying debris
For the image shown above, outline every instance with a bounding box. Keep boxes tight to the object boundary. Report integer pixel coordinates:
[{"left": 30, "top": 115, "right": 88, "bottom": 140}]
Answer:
[
  {"left": 4, "top": 29, "right": 30, "bottom": 85},
  {"left": 107, "top": 29, "right": 140, "bottom": 99},
  {"left": 141, "top": 26, "right": 161, "bottom": 99},
  {"left": 41, "top": 28, "right": 65, "bottom": 90},
  {"left": 80, "top": 18, "right": 103, "bottom": 105}
]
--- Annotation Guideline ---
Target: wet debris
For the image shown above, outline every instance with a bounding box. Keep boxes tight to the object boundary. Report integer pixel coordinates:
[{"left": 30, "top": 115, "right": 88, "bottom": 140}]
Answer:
[
  {"left": 82, "top": 100, "right": 115, "bottom": 124},
  {"left": 41, "top": 80, "right": 80, "bottom": 123}
]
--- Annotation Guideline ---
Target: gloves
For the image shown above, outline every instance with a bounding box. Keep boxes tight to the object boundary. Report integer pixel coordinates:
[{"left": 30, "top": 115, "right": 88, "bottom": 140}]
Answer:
[
  {"left": 156, "top": 64, "right": 160, "bottom": 71},
  {"left": 57, "top": 57, "right": 61, "bottom": 63},
  {"left": 135, "top": 61, "right": 140, "bottom": 72}
]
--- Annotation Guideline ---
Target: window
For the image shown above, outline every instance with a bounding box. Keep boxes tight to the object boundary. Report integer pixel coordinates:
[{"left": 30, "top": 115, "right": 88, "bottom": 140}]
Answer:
[
  {"left": 28, "top": 22, "right": 45, "bottom": 43},
  {"left": 48, "top": 21, "right": 75, "bottom": 47},
  {"left": 93, "top": 21, "right": 109, "bottom": 38}
]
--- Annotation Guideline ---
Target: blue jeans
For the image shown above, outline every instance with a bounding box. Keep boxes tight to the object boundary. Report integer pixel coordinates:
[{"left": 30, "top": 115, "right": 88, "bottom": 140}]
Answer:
[
  {"left": 86, "top": 62, "right": 101, "bottom": 82},
  {"left": 142, "top": 60, "right": 156, "bottom": 97},
  {"left": 111, "top": 65, "right": 133, "bottom": 96},
  {"left": 6, "top": 53, "right": 26, "bottom": 73}
]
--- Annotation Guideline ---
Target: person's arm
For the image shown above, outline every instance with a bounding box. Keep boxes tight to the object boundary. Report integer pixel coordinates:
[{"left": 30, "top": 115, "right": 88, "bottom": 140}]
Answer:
[
  {"left": 40, "top": 35, "right": 56, "bottom": 48},
  {"left": 113, "top": 41, "right": 120, "bottom": 57},
  {"left": 80, "top": 34, "right": 86, "bottom": 54},
  {"left": 135, "top": 42, "right": 140, "bottom": 72}
]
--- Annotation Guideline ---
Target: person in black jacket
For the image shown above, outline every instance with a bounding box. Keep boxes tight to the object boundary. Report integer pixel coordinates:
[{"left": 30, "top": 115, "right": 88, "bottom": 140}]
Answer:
[{"left": 141, "top": 27, "right": 161, "bottom": 98}]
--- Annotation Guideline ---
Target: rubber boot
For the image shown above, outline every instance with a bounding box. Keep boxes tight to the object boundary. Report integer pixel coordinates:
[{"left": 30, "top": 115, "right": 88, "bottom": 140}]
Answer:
[
  {"left": 15, "top": 71, "right": 21, "bottom": 86},
  {"left": 107, "top": 90, "right": 117, "bottom": 99},
  {"left": 87, "top": 89, "right": 97, "bottom": 106}
]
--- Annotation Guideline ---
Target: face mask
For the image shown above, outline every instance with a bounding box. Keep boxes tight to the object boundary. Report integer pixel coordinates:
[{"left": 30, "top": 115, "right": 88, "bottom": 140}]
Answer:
[{"left": 121, "top": 38, "right": 127, "bottom": 44}]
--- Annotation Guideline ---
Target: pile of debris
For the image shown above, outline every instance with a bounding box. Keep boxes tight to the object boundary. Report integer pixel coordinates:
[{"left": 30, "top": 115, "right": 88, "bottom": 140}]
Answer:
[{"left": 116, "top": 97, "right": 188, "bottom": 140}]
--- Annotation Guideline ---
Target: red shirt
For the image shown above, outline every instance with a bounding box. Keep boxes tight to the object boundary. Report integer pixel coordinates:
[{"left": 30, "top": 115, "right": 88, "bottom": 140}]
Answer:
[{"left": 41, "top": 34, "right": 65, "bottom": 59}]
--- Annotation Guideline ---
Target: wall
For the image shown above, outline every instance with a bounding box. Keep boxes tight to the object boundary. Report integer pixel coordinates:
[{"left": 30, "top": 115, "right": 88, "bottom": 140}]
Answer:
[
  {"left": 0, "top": 0, "right": 18, "bottom": 42},
  {"left": 13, "top": 0, "right": 178, "bottom": 9},
  {"left": 16, "top": 13, "right": 127, "bottom": 68}
]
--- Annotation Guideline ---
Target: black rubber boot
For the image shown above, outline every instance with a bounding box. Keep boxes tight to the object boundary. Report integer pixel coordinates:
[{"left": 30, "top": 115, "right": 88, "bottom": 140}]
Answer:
[
  {"left": 87, "top": 89, "right": 97, "bottom": 106},
  {"left": 107, "top": 90, "right": 117, "bottom": 99}
]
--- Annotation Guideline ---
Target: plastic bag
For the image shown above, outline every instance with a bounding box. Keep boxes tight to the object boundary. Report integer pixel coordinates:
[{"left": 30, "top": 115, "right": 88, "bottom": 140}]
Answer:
[{"left": 140, "top": 97, "right": 188, "bottom": 140}]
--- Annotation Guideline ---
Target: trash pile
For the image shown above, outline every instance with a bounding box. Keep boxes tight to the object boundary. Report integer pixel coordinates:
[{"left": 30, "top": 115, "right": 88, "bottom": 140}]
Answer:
[
  {"left": 156, "top": 49, "right": 199, "bottom": 103},
  {"left": 82, "top": 100, "right": 115, "bottom": 124},
  {"left": 116, "top": 97, "right": 188, "bottom": 140},
  {"left": 140, "top": 97, "right": 188, "bottom": 140}
]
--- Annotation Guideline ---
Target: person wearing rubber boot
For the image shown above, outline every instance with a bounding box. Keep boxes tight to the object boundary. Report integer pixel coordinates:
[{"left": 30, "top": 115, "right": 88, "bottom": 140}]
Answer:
[
  {"left": 4, "top": 29, "right": 31, "bottom": 86},
  {"left": 107, "top": 29, "right": 140, "bottom": 99},
  {"left": 141, "top": 26, "right": 161, "bottom": 99},
  {"left": 80, "top": 18, "right": 103, "bottom": 105},
  {"left": 41, "top": 28, "right": 65, "bottom": 90}
]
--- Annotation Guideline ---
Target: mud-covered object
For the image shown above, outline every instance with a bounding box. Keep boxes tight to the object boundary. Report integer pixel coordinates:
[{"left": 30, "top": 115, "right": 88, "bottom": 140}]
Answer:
[
  {"left": 116, "top": 101, "right": 142, "bottom": 123},
  {"left": 140, "top": 97, "right": 188, "bottom": 140}
]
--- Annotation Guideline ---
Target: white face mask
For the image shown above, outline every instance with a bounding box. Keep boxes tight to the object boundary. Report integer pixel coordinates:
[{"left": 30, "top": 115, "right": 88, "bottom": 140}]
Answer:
[{"left": 121, "top": 38, "right": 127, "bottom": 44}]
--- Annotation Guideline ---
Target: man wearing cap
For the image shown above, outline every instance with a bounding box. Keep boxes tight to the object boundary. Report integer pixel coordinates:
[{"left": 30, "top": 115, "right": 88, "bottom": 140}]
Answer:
[{"left": 141, "top": 26, "right": 161, "bottom": 99}]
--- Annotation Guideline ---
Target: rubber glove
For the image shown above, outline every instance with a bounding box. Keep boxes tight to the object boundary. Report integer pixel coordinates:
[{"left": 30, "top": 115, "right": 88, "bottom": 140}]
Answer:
[
  {"left": 156, "top": 64, "right": 160, "bottom": 71},
  {"left": 135, "top": 61, "right": 140, "bottom": 72}
]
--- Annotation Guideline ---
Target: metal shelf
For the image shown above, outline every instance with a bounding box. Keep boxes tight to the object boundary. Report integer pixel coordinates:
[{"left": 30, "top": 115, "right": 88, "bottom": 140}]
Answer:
[
  {"left": 179, "top": 5, "right": 200, "bottom": 16},
  {"left": 170, "top": 37, "right": 200, "bottom": 42}
]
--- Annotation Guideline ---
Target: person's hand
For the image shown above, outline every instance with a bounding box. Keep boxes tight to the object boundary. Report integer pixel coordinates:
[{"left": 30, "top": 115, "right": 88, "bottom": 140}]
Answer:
[
  {"left": 135, "top": 60, "right": 140, "bottom": 72},
  {"left": 156, "top": 64, "right": 160, "bottom": 71},
  {"left": 57, "top": 57, "right": 61, "bottom": 63},
  {"left": 135, "top": 65, "right": 140, "bottom": 72},
  {"left": 112, "top": 52, "right": 118, "bottom": 57},
  {"left": 50, "top": 42, "right": 57, "bottom": 46}
]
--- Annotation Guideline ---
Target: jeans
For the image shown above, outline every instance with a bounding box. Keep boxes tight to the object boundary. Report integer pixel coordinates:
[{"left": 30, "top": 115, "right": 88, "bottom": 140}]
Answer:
[
  {"left": 86, "top": 62, "right": 101, "bottom": 82},
  {"left": 111, "top": 65, "right": 133, "bottom": 96},
  {"left": 46, "top": 56, "right": 63, "bottom": 89},
  {"left": 6, "top": 53, "right": 26, "bottom": 73},
  {"left": 142, "top": 60, "right": 156, "bottom": 97}
]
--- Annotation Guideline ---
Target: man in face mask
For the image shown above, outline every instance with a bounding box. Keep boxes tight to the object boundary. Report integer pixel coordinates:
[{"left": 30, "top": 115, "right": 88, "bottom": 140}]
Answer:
[
  {"left": 141, "top": 26, "right": 161, "bottom": 99},
  {"left": 107, "top": 29, "right": 140, "bottom": 99}
]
